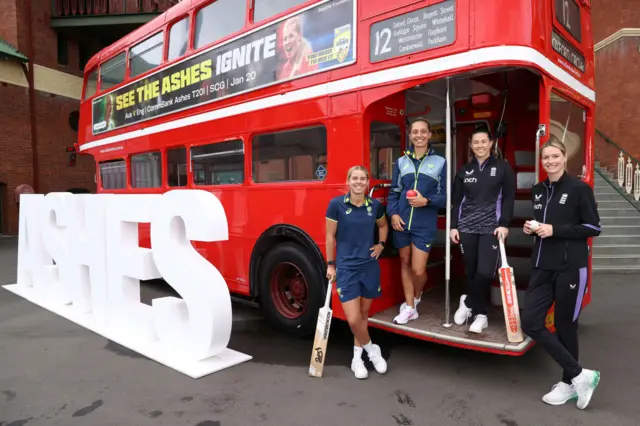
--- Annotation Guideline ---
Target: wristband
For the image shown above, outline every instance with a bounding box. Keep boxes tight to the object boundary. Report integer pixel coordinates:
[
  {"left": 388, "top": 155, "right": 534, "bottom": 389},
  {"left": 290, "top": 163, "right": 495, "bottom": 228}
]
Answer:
[{"left": 328, "top": 260, "right": 335, "bottom": 266}]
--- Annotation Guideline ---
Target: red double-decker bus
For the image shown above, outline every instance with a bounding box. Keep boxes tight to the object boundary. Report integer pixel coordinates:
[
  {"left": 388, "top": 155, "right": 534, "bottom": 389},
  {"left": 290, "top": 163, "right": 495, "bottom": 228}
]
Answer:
[{"left": 77, "top": 0, "right": 596, "bottom": 355}]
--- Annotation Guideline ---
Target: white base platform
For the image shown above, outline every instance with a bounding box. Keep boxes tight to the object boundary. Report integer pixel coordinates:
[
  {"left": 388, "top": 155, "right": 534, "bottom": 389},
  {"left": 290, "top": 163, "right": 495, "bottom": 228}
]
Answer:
[{"left": 2, "top": 284, "right": 252, "bottom": 379}]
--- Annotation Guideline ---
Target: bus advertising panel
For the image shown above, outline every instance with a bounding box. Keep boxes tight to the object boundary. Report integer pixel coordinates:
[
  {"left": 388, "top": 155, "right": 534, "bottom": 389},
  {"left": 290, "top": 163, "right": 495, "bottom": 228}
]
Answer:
[{"left": 92, "top": 0, "right": 356, "bottom": 135}]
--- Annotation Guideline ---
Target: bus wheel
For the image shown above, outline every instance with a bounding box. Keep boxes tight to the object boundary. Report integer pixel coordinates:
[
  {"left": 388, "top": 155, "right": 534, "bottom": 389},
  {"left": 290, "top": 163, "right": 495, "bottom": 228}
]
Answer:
[{"left": 259, "top": 242, "right": 324, "bottom": 337}]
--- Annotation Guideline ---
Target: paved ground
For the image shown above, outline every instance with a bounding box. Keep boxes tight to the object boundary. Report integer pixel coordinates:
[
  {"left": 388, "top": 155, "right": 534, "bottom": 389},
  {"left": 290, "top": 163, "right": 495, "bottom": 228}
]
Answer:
[{"left": 0, "top": 236, "right": 638, "bottom": 426}]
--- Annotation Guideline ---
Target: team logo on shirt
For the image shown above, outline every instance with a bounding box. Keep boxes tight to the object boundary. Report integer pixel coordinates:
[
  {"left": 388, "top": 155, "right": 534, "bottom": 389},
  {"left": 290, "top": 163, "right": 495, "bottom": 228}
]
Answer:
[
  {"left": 346, "top": 208, "right": 352, "bottom": 215},
  {"left": 559, "top": 193, "right": 568, "bottom": 204},
  {"left": 534, "top": 194, "right": 542, "bottom": 201},
  {"left": 534, "top": 203, "right": 543, "bottom": 210},
  {"left": 490, "top": 167, "right": 497, "bottom": 177},
  {"left": 464, "top": 177, "right": 478, "bottom": 183},
  {"left": 465, "top": 169, "right": 474, "bottom": 175},
  {"left": 367, "top": 206, "right": 372, "bottom": 216}
]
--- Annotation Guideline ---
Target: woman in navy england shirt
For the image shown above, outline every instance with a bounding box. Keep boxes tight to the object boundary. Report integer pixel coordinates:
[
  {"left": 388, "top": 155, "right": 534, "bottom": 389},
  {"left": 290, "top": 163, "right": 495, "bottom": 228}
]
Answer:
[{"left": 325, "top": 165, "right": 389, "bottom": 379}]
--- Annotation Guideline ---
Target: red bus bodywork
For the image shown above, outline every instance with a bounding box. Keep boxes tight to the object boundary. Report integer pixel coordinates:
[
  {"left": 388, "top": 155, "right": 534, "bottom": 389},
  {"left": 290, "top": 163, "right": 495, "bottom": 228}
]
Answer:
[{"left": 77, "top": 0, "right": 596, "bottom": 355}]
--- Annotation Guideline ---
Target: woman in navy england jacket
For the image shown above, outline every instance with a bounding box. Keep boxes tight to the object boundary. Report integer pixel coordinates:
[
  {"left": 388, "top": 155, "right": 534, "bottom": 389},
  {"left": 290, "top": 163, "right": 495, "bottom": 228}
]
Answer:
[{"left": 386, "top": 118, "right": 446, "bottom": 325}]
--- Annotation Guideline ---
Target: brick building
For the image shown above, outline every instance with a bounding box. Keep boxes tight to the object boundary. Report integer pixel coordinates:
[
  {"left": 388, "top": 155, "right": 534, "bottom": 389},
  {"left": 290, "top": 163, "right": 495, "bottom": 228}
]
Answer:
[
  {"left": 592, "top": 0, "right": 640, "bottom": 171},
  {"left": 0, "top": 0, "right": 172, "bottom": 235}
]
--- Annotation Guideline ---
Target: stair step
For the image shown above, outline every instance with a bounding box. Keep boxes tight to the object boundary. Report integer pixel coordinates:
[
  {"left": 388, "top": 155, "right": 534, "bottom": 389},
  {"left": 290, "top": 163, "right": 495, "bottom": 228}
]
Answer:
[
  {"left": 592, "top": 245, "right": 640, "bottom": 256},
  {"left": 592, "top": 265, "right": 640, "bottom": 273},
  {"left": 595, "top": 235, "right": 640, "bottom": 245},
  {"left": 595, "top": 187, "right": 622, "bottom": 195},
  {"left": 592, "top": 254, "right": 640, "bottom": 267},
  {"left": 597, "top": 208, "right": 640, "bottom": 217},
  {"left": 600, "top": 217, "right": 640, "bottom": 226},
  {"left": 596, "top": 193, "right": 632, "bottom": 201},
  {"left": 595, "top": 200, "right": 636, "bottom": 209},
  {"left": 599, "top": 225, "right": 640, "bottom": 235}
]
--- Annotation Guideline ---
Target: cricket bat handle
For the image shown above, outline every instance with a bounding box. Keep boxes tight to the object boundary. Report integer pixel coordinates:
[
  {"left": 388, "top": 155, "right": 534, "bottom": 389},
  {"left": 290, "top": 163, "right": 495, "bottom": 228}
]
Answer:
[
  {"left": 323, "top": 280, "right": 333, "bottom": 309},
  {"left": 498, "top": 237, "right": 509, "bottom": 267}
]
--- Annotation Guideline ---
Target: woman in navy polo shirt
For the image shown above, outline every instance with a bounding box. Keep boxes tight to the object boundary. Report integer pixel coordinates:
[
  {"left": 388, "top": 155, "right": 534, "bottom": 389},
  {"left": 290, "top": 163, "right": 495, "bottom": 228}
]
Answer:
[{"left": 326, "top": 165, "right": 389, "bottom": 379}]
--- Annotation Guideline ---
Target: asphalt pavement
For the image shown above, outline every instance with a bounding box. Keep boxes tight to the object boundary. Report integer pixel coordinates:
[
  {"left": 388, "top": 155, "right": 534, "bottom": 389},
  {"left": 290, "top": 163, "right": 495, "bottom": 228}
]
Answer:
[{"left": 0, "top": 236, "right": 638, "bottom": 426}]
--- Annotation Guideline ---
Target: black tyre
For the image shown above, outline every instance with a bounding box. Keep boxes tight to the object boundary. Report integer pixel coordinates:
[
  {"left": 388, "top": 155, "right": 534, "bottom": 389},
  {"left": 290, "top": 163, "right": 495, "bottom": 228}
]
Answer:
[{"left": 258, "top": 241, "right": 325, "bottom": 337}]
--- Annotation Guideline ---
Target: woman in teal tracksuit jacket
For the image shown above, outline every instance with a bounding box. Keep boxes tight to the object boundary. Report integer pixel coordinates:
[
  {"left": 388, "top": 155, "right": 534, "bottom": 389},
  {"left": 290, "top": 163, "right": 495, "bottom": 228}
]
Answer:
[{"left": 386, "top": 118, "right": 447, "bottom": 325}]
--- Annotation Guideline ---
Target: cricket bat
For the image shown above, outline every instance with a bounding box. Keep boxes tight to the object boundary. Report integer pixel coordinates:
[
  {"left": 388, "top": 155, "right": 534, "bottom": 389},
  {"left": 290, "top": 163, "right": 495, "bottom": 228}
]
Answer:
[
  {"left": 308, "top": 280, "right": 334, "bottom": 378},
  {"left": 497, "top": 238, "right": 524, "bottom": 343}
]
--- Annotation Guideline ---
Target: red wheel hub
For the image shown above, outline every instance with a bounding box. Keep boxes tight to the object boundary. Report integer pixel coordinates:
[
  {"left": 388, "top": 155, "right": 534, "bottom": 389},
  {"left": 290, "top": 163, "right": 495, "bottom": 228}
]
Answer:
[{"left": 269, "top": 262, "right": 309, "bottom": 319}]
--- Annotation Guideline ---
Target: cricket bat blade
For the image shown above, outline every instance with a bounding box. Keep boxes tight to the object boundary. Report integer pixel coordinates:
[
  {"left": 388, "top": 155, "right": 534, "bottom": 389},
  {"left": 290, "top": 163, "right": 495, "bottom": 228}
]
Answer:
[
  {"left": 309, "top": 280, "right": 334, "bottom": 378},
  {"left": 498, "top": 239, "right": 524, "bottom": 343}
]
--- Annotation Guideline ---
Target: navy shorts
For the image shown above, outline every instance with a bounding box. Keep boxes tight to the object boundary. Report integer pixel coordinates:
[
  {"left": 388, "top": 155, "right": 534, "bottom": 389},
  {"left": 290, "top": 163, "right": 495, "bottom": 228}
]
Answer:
[
  {"left": 393, "top": 229, "right": 435, "bottom": 253},
  {"left": 336, "top": 262, "right": 381, "bottom": 303}
]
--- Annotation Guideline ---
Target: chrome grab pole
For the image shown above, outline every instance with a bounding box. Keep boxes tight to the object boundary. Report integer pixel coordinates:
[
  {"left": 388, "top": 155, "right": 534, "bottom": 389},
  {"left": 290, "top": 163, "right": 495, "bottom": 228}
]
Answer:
[
  {"left": 443, "top": 77, "right": 453, "bottom": 328},
  {"left": 535, "top": 124, "right": 546, "bottom": 183}
]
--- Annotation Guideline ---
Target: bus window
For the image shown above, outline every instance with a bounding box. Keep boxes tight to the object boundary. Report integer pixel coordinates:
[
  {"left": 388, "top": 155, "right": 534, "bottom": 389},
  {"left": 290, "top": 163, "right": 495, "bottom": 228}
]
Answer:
[
  {"left": 100, "top": 52, "right": 126, "bottom": 90},
  {"left": 168, "top": 17, "right": 190, "bottom": 61},
  {"left": 252, "top": 125, "right": 327, "bottom": 183},
  {"left": 191, "top": 140, "right": 244, "bottom": 185},
  {"left": 253, "top": 0, "right": 308, "bottom": 22},
  {"left": 84, "top": 69, "right": 98, "bottom": 100},
  {"left": 549, "top": 92, "right": 586, "bottom": 178},
  {"left": 129, "top": 32, "right": 164, "bottom": 78},
  {"left": 195, "top": 0, "right": 245, "bottom": 49},
  {"left": 370, "top": 121, "right": 401, "bottom": 180},
  {"left": 131, "top": 152, "right": 162, "bottom": 189},
  {"left": 99, "top": 159, "right": 126, "bottom": 190},
  {"left": 167, "top": 147, "right": 187, "bottom": 187}
]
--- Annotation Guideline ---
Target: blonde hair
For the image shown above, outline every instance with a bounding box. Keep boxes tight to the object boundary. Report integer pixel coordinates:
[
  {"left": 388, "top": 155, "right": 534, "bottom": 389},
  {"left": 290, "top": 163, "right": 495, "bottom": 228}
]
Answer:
[
  {"left": 346, "top": 165, "right": 370, "bottom": 181},
  {"left": 541, "top": 139, "right": 567, "bottom": 157}
]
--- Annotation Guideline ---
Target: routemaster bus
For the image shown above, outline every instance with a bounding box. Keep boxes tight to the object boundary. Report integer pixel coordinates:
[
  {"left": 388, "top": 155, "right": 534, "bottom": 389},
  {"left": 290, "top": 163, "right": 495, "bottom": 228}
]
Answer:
[{"left": 76, "top": 0, "right": 596, "bottom": 355}]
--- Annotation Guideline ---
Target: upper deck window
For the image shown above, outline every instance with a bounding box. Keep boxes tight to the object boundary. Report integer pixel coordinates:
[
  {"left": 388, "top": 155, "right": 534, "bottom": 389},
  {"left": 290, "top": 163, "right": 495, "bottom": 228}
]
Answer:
[
  {"left": 195, "top": 0, "right": 245, "bottom": 49},
  {"left": 100, "top": 52, "right": 126, "bottom": 90},
  {"left": 253, "top": 0, "right": 308, "bottom": 23},
  {"left": 129, "top": 32, "right": 164, "bottom": 78},
  {"left": 555, "top": 0, "right": 581, "bottom": 43},
  {"left": 168, "top": 17, "right": 190, "bottom": 61},
  {"left": 84, "top": 69, "right": 98, "bottom": 100}
]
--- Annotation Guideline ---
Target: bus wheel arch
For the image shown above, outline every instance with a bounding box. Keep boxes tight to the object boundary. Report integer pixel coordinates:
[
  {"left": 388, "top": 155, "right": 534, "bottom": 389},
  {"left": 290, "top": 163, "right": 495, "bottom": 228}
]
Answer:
[{"left": 250, "top": 225, "right": 326, "bottom": 337}]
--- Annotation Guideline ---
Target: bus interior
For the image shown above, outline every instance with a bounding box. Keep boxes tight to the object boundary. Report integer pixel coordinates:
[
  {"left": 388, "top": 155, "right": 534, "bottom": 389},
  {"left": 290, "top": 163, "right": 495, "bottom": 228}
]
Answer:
[{"left": 364, "top": 67, "right": 553, "bottom": 353}]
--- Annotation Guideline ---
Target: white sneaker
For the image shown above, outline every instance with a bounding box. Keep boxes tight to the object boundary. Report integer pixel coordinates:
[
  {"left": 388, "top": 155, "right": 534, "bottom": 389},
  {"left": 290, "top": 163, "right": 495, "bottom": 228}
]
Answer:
[
  {"left": 454, "top": 295, "right": 472, "bottom": 325},
  {"left": 393, "top": 305, "right": 418, "bottom": 325},
  {"left": 542, "top": 382, "right": 578, "bottom": 405},
  {"left": 571, "top": 369, "right": 601, "bottom": 409},
  {"left": 366, "top": 344, "right": 387, "bottom": 374},
  {"left": 351, "top": 358, "right": 368, "bottom": 379},
  {"left": 469, "top": 314, "right": 488, "bottom": 333},
  {"left": 400, "top": 294, "right": 422, "bottom": 313}
]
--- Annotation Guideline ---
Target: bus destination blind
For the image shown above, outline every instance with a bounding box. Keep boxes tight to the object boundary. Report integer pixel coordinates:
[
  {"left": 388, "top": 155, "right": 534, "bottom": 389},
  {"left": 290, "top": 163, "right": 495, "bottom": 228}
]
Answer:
[
  {"left": 91, "top": 0, "right": 355, "bottom": 135},
  {"left": 369, "top": 0, "right": 456, "bottom": 63}
]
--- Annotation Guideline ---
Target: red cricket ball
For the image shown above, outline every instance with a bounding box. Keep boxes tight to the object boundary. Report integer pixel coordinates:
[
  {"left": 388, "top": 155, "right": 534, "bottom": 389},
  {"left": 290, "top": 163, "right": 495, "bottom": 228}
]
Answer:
[{"left": 406, "top": 190, "right": 417, "bottom": 198}]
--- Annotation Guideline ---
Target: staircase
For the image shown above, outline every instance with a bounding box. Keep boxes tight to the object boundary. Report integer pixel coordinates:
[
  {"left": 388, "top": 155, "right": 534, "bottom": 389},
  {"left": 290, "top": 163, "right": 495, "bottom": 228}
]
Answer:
[{"left": 592, "top": 167, "right": 640, "bottom": 272}]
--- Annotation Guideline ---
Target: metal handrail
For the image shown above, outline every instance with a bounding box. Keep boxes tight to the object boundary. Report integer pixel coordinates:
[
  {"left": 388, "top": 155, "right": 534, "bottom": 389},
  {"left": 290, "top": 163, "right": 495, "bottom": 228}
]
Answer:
[{"left": 596, "top": 129, "right": 640, "bottom": 166}]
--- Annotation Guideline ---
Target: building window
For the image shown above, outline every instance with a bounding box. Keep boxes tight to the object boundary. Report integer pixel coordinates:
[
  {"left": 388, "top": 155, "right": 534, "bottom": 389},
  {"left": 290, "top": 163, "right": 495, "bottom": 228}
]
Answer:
[
  {"left": 194, "top": 0, "right": 245, "bottom": 49},
  {"left": 129, "top": 32, "right": 164, "bottom": 78},
  {"left": 57, "top": 35, "right": 68, "bottom": 66},
  {"left": 100, "top": 52, "right": 126, "bottom": 90},
  {"left": 252, "top": 125, "right": 327, "bottom": 183},
  {"left": 131, "top": 152, "right": 162, "bottom": 188},
  {"left": 253, "top": 0, "right": 308, "bottom": 22},
  {"left": 191, "top": 140, "right": 244, "bottom": 185},
  {"left": 168, "top": 17, "right": 190, "bottom": 61},
  {"left": 84, "top": 69, "right": 98, "bottom": 100},
  {"left": 167, "top": 147, "right": 188, "bottom": 187},
  {"left": 99, "top": 160, "right": 126, "bottom": 189}
]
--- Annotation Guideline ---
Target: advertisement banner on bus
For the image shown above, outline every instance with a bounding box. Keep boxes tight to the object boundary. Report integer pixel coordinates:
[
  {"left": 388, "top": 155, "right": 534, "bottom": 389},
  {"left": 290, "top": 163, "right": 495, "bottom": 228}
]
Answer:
[{"left": 92, "top": 0, "right": 356, "bottom": 135}]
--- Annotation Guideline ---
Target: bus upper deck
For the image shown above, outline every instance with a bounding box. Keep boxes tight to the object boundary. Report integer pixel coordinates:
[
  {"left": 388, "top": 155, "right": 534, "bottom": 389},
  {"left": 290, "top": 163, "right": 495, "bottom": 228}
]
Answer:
[{"left": 75, "top": 0, "right": 596, "bottom": 356}]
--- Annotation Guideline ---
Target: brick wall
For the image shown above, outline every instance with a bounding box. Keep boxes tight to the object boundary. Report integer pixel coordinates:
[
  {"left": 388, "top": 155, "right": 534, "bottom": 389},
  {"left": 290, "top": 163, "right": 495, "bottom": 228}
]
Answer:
[
  {"left": 592, "top": 0, "right": 640, "bottom": 43},
  {"left": 0, "top": 0, "right": 19, "bottom": 48},
  {"left": 594, "top": 36, "right": 640, "bottom": 172}
]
